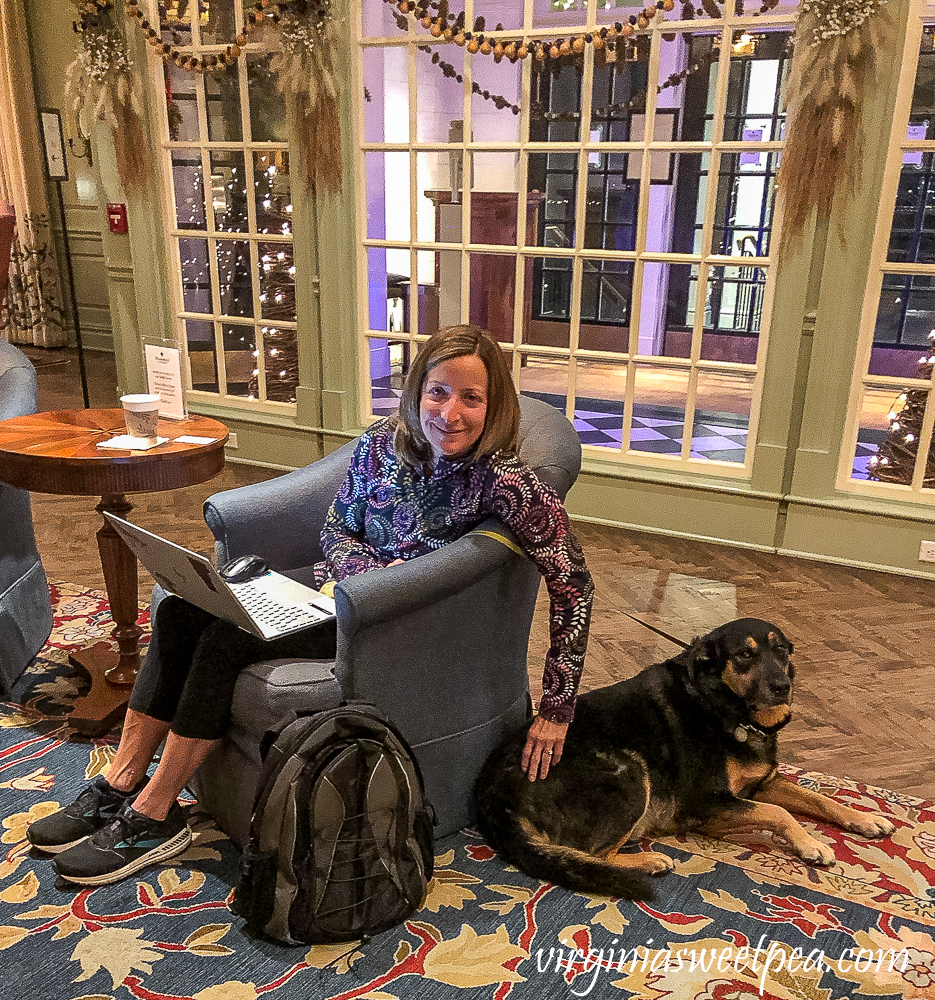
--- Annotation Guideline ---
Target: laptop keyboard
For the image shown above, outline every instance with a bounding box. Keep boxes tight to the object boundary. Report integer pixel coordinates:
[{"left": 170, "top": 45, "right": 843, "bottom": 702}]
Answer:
[{"left": 236, "top": 586, "right": 329, "bottom": 632}]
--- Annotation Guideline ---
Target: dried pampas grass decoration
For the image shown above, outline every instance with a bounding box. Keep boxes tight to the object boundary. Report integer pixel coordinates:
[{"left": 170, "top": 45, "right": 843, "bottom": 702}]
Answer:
[
  {"left": 778, "top": 0, "right": 889, "bottom": 254},
  {"left": 65, "top": 1, "right": 148, "bottom": 191},
  {"left": 271, "top": 2, "right": 343, "bottom": 194}
]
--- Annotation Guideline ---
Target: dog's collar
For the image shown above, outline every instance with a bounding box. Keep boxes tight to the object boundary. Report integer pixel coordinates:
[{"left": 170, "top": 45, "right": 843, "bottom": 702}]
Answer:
[{"left": 732, "top": 715, "right": 792, "bottom": 742}]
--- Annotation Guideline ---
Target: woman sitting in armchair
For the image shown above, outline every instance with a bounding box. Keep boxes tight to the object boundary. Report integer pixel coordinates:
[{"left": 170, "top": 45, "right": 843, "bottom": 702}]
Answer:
[{"left": 28, "top": 324, "right": 594, "bottom": 886}]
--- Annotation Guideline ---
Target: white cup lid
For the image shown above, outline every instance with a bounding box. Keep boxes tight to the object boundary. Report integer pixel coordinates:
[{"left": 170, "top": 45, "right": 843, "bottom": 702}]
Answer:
[{"left": 120, "top": 394, "right": 162, "bottom": 410}]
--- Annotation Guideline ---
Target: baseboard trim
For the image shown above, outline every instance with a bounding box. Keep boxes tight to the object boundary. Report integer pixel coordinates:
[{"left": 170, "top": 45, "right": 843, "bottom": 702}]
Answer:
[
  {"left": 224, "top": 454, "right": 295, "bottom": 472},
  {"left": 570, "top": 511, "right": 935, "bottom": 580},
  {"left": 73, "top": 330, "right": 113, "bottom": 352},
  {"left": 569, "top": 513, "right": 777, "bottom": 555},
  {"left": 777, "top": 547, "right": 935, "bottom": 581}
]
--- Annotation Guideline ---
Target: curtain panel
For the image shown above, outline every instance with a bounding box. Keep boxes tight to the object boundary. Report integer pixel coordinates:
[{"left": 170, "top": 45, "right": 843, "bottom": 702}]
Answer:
[{"left": 0, "top": 2, "right": 65, "bottom": 348}]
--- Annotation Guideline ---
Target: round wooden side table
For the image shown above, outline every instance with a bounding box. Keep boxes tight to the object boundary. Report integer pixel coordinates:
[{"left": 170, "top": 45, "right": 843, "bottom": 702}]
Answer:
[{"left": 0, "top": 408, "right": 228, "bottom": 736}]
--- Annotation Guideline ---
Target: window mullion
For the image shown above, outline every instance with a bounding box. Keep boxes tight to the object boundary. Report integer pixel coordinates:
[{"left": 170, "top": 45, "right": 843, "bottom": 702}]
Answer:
[{"left": 459, "top": 35, "right": 472, "bottom": 327}]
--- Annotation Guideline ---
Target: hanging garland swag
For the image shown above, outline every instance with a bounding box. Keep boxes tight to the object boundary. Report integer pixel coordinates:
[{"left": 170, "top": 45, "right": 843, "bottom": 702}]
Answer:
[
  {"left": 778, "top": 0, "right": 889, "bottom": 252},
  {"left": 67, "top": 0, "right": 891, "bottom": 235},
  {"left": 66, "top": 0, "right": 342, "bottom": 192},
  {"left": 65, "top": 1, "right": 148, "bottom": 192}
]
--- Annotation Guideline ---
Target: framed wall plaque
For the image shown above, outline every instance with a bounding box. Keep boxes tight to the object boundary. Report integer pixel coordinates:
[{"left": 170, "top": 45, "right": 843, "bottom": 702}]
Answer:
[{"left": 39, "top": 107, "right": 69, "bottom": 182}]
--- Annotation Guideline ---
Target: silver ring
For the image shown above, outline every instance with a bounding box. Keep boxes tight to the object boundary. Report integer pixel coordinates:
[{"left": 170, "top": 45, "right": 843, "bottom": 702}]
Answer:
[{"left": 545, "top": 749, "right": 553, "bottom": 755}]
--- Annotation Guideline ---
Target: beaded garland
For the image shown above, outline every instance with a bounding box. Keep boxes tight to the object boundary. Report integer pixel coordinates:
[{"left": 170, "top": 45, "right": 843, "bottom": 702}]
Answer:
[
  {"left": 119, "top": 0, "right": 333, "bottom": 74},
  {"left": 383, "top": 0, "right": 785, "bottom": 70},
  {"left": 419, "top": 44, "right": 522, "bottom": 116},
  {"left": 384, "top": 0, "right": 678, "bottom": 68}
]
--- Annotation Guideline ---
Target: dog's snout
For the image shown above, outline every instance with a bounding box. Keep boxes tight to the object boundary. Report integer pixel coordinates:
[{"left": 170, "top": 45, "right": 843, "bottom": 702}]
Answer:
[{"left": 769, "top": 676, "right": 791, "bottom": 698}]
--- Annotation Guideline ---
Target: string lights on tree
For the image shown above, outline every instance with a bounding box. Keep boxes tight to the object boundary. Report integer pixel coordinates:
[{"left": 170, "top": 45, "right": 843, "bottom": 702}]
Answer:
[
  {"left": 174, "top": 151, "right": 298, "bottom": 402},
  {"left": 252, "top": 156, "right": 299, "bottom": 402}
]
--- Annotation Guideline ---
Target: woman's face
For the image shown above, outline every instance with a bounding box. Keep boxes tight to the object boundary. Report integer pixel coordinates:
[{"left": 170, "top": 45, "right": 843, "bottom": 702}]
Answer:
[{"left": 419, "top": 354, "right": 489, "bottom": 463}]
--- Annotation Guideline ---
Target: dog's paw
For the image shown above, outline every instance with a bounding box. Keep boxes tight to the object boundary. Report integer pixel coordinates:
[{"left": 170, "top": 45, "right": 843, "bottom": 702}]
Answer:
[
  {"left": 642, "top": 851, "right": 677, "bottom": 875},
  {"left": 610, "top": 849, "right": 675, "bottom": 875},
  {"left": 797, "top": 838, "right": 836, "bottom": 867},
  {"left": 844, "top": 813, "right": 895, "bottom": 839}
]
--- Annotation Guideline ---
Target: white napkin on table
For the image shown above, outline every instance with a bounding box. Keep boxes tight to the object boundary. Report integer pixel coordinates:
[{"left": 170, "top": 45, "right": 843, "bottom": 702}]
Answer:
[{"left": 96, "top": 435, "right": 169, "bottom": 451}]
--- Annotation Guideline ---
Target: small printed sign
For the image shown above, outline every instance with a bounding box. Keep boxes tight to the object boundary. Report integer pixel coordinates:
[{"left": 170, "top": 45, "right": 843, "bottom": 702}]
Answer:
[
  {"left": 903, "top": 123, "right": 928, "bottom": 167},
  {"left": 145, "top": 344, "right": 186, "bottom": 420},
  {"left": 740, "top": 129, "right": 764, "bottom": 167}
]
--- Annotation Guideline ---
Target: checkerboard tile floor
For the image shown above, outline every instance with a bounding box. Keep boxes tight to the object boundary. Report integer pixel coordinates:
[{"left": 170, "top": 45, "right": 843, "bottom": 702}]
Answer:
[{"left": 370, "top": 380, "right": 884, "bottom": 476}]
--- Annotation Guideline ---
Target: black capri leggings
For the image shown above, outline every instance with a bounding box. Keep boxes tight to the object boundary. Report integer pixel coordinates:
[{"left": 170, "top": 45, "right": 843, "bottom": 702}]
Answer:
[{"left": 128, "top": 595, "right": 338, "bottom": 740}]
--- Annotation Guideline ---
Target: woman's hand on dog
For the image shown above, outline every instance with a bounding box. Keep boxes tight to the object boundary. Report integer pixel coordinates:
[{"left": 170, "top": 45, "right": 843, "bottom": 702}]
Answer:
[{"left": 522, "top": 717, "right": 568, "bottom": 781}]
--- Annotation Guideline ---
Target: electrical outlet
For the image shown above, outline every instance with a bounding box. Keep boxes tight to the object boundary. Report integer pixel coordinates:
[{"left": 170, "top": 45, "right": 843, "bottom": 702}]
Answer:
[
  {"left": 227, "top": 432, "right": 238, "bottom": 449},
  {"left": 919, "top": 540, "right": 935, "bottom": 562}
]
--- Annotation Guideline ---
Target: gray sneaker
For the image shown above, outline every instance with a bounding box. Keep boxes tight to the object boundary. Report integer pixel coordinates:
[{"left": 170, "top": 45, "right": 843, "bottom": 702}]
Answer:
[
  {"left": 26, "top": 777, "right": 143, "bottom": 854},
  {"left": 53, "top": 800, "right": 192, "bottom": 886}
]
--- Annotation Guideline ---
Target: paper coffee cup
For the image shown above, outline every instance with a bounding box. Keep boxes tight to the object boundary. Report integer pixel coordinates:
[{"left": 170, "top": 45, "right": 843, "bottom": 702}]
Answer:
[{"left": 120, "top": 393, "right": 161, "bottom": 440}]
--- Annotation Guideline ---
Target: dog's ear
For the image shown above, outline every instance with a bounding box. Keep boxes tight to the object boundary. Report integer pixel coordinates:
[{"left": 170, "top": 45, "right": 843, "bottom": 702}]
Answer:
[{"left": 686, "top": 636, "right": 719, "bottom": 681}]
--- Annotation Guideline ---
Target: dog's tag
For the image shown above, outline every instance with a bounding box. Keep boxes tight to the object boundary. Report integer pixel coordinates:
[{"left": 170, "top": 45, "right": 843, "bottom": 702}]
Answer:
[{"left": 734, "top": 726, "right": 748, "bottom": 743}]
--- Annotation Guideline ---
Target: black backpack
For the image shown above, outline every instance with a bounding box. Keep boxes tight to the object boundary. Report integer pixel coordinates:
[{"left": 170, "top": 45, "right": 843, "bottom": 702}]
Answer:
[{"left": 233, "top": 704, "right": 436, "bottom": 945}]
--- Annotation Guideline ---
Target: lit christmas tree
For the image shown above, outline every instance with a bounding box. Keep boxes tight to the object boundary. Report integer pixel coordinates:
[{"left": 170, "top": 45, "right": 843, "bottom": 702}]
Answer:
[
  {"left": 253, "top": 155, "right": 298, "bottom": 404},
  {"left": 867, "top": 328, "right": 935, "bottom": 486}
]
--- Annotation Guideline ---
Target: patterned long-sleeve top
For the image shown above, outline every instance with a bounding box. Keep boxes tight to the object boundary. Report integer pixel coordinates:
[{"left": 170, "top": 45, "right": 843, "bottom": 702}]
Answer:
[{"left": 313, "top": 418, "right": 594, "bottom": 724}]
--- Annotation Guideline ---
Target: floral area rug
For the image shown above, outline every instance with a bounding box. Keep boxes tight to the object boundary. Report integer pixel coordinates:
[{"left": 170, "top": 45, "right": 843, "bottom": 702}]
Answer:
[{"left": 2, "top": 584, "right": 935, "bottom": 999}]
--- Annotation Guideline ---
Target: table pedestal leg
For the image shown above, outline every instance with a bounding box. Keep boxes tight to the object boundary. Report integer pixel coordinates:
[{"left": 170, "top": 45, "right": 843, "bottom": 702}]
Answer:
[{"left": 69, "top": 494, "right": 142, "bottom": 737}]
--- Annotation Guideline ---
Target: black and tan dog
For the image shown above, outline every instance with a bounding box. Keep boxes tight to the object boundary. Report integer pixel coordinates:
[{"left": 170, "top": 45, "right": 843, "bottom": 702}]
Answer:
[{"left": 474, "top": 618, "right": 895, "bottom": 900}]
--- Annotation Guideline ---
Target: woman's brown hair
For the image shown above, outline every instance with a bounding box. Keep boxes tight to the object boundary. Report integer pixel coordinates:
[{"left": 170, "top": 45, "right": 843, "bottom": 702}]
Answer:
[{"left": 393, "top": 325, "right": 520, "bottom": 470}]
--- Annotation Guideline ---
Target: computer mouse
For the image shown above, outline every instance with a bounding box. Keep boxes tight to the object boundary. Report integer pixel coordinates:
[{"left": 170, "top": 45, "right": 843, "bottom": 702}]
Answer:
[{"left": 218, "top": 554, "right": 270, "bottom": 583}]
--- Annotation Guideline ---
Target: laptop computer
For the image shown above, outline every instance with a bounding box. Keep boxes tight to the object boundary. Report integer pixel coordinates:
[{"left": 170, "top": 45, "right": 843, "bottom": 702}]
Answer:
[{"left": 102, "top": 512, "right": 336, "bottom": 640}]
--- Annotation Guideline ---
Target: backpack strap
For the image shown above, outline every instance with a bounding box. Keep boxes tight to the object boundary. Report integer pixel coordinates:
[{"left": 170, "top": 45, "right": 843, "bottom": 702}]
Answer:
[
  {"left": 258, "top": 710, "right": 301, "bottom": 763},
  {"left": 369, "top": 743, "right": 430, "bottom": 899}
]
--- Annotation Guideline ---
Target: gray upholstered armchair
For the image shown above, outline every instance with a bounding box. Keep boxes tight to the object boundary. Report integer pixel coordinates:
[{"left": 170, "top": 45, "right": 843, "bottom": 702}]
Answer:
[
  {"left": 183, "top": 394, "right": 582, "bottom": 845},
  {"left": 0, "top": 340, "right": 53, "bottom": 696}
]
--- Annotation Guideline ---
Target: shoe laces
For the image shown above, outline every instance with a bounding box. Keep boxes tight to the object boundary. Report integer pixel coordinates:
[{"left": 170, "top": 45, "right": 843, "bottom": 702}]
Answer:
[
  {"left": 107, "top": 807, "right": 160, "bottom": 845},
  {"left": 71, "top": 779, "right": 122, "bottom": 820}
]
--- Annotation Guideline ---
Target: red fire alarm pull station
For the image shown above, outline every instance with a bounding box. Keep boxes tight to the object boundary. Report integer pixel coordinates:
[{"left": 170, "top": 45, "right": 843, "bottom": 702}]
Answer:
[{"left": 107, "top": 203, "right": 128, "bottom": 234}]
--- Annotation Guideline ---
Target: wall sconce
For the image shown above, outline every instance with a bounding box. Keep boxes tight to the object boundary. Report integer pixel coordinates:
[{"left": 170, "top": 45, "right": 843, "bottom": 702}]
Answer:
[{"left": 67, "top": 114, "right": 93, "bottom": 168}]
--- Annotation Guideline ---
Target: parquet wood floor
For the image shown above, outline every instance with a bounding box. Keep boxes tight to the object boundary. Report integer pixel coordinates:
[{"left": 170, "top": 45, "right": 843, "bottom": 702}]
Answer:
[{"left": 22, "top": 345, "right": 935, "bottom": 799}]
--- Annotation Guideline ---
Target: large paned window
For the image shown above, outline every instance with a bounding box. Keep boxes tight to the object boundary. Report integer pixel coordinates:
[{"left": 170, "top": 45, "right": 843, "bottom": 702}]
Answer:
[
  {"left": 153, "top": 1, "right": 299, "bottom": 408},
  {"left": 356, "top": 1, "right": 794, "bottom": 470},
  {"left": 842, "top": 9, "right": 935, "bottom": 493}
]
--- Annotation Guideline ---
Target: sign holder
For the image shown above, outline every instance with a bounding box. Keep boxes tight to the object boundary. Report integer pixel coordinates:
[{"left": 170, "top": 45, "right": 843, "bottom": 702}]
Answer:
[{"left": 144, "top": 342, "right": 187, "bottom": 420}]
